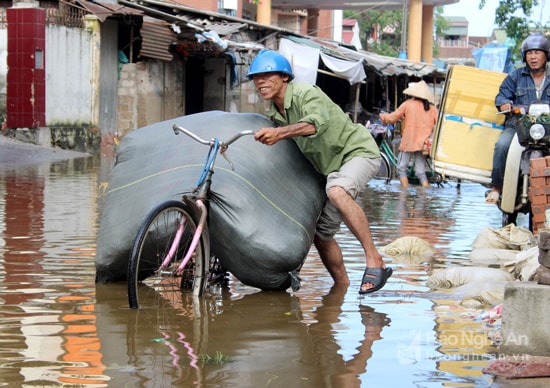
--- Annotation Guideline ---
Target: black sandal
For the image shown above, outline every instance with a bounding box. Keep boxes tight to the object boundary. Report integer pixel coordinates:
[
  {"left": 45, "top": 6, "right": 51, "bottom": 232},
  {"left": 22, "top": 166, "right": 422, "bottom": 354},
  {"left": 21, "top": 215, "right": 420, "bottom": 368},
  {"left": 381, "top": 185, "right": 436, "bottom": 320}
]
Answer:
[{"left": 359, "top": 267, "right": 393, "bottom": 294}]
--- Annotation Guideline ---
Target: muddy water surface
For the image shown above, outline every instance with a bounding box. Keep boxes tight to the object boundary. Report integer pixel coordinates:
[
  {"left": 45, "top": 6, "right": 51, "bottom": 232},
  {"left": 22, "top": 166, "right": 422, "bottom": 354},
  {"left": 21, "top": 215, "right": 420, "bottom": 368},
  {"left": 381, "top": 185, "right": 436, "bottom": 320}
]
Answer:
[{"left": 0, "top": 145, "right": 522, "bottom": 387}]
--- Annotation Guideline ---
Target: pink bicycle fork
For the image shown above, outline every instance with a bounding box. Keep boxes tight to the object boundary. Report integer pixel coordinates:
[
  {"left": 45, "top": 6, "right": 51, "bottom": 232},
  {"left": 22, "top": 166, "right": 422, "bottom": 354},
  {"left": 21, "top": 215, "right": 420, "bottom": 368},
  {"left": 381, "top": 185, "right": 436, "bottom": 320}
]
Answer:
[{"left": 160, "top": 200, "right": 207, "bottom": 273}]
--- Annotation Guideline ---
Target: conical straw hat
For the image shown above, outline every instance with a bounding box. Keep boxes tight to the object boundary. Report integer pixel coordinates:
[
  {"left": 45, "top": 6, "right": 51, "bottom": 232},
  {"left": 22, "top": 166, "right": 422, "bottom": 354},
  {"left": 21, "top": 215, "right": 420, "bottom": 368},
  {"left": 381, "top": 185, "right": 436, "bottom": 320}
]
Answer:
[{"left": 403, "top": 80, "right": 434, "bottom": 103}]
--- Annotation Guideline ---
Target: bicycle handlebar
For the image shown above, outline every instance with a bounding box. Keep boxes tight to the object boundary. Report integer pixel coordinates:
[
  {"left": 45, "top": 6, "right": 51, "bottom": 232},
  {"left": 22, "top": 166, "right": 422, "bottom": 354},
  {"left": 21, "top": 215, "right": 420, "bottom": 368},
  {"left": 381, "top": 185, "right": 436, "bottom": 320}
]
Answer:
[{"left": 172, "top": 124, "right": 255, "bottom": 147}]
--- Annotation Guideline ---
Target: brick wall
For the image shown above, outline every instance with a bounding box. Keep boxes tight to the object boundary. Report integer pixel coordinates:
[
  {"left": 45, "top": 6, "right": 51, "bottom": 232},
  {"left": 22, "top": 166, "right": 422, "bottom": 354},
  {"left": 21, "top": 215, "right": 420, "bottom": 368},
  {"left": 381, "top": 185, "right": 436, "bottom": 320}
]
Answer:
[{"left": 529, "top": 156, "right": 550, "bottom": 234}]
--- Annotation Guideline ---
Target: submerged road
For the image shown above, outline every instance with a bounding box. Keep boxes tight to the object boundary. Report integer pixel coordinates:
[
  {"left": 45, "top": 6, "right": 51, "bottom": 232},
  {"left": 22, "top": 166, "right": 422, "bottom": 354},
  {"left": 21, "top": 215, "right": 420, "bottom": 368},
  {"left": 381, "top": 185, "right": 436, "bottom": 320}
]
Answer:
[{"left": 0, "top": 135, "right": 90, "bottom": 165}]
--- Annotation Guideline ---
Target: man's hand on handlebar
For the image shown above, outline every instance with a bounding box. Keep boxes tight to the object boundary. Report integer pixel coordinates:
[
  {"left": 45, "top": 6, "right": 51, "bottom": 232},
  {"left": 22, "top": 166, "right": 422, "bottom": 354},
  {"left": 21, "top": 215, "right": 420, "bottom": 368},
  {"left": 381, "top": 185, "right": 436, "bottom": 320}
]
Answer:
[
  {"left": 255, "top": 127, "right": 280, "bottom": 146},
  {"left": 499, "top": 103, "right": 512, "bottom": 113}
]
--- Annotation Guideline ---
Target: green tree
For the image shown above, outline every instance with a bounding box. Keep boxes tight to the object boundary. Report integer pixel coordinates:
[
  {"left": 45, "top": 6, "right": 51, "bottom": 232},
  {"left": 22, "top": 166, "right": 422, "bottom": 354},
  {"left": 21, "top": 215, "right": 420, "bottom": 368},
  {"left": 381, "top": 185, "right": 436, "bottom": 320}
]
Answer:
[
  {"left": 344, "top": 8, "right": 403, "bottom": 56},
  {"left": 480, "top": 0, "right": 549, "bottom": 60},
  {"left": 344, "top": 7, "right": 448, "bottom": 57},
  {"left": 433, "top": 8, "right": 449, "bottom": 57}
]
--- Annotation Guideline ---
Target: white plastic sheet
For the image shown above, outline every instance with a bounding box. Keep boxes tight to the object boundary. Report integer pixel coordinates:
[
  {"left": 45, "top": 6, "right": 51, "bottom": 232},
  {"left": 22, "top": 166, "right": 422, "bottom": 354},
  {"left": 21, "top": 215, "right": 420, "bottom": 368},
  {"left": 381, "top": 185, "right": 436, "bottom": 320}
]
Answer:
[
  {"left": 279, "top": 38, "right": 319, "bottom": 84},
  {"left": 320, "top": 52, "right": 366, "bottom": 85},
  {"left": 279, "top": 37, "right": 367, "bottom": 85}
]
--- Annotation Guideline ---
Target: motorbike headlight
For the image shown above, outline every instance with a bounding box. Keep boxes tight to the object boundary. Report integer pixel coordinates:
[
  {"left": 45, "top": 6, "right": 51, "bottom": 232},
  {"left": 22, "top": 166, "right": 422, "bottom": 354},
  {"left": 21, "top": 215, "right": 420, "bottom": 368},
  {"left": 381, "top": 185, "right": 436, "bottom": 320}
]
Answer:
[
  {"left": 529, "top": 104, "right": 550, "bottom": 116},
  {"left": 530, "top": 123, "right": 546, "bottom": 140}
]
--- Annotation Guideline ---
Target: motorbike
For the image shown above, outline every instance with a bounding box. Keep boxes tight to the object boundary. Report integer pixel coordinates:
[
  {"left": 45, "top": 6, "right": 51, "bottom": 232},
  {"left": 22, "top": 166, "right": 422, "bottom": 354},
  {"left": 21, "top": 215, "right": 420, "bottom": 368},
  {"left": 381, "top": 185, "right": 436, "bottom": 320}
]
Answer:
[{"left": 500, "top": 102, "right": 550, "bottom": 229}]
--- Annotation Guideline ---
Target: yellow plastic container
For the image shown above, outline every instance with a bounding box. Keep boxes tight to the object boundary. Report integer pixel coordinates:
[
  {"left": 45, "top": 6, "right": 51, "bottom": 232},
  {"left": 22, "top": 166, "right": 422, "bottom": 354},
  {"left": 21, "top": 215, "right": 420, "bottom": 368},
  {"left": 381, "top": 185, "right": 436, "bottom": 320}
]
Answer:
[{"left": 432, "top": 65, "right": 507, "bottom": 184}]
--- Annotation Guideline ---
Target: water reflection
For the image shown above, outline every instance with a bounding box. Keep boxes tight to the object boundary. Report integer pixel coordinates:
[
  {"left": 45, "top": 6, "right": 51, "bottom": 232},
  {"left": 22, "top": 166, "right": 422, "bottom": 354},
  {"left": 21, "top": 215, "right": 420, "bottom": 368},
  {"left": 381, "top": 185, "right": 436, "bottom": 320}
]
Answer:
[
  {"left": 0, "top": 147, "right": 511, "bottom": 387},
  {"left": 94, "top": 283, "right": 392, "bottom": 387},
  {"left": 308, "top": 284, "right": 391, "bottom": 387},
  {"left": 0, "top": 154, "right": 104, "bottom": 386}
]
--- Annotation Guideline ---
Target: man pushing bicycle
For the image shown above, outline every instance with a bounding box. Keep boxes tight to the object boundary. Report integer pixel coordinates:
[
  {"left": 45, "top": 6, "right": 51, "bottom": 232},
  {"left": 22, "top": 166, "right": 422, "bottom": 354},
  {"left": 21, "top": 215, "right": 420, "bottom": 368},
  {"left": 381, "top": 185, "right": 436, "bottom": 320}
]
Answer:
[{"left": 248, "top": 50, "right": 392, "bottom": 294}]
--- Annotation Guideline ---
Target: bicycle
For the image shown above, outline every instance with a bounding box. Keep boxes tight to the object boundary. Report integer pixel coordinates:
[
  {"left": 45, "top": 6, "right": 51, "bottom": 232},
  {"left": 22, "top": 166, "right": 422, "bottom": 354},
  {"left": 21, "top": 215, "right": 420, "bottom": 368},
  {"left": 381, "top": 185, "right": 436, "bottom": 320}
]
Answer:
[
  {"left": 367, "top": 119, "right": 396, "bottom": 183},
  {"left": 367, "top": 120, "right": 445, "bottom": 186},
  {"left": 127, "top": 124, "right": 255, "bottom": 309}
]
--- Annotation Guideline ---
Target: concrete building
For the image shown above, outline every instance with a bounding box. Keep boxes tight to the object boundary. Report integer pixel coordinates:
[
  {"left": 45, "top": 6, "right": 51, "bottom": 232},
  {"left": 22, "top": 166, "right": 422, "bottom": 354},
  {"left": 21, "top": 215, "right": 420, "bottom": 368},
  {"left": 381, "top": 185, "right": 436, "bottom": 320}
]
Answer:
[
  {"left": 341, "top": 18, "right": 362, "bottom": 50},
  {"left": 439, "top": 16, "right": 471, "bottom": 59},
  {"left": 436, "top": 16, "right": 504, "bottom": 68},
  {"left": 267, "top": 0, "right": 461, "bottom": 63},
  {"left": 0, "top": 0, "right": 447, "bottom": 151}
]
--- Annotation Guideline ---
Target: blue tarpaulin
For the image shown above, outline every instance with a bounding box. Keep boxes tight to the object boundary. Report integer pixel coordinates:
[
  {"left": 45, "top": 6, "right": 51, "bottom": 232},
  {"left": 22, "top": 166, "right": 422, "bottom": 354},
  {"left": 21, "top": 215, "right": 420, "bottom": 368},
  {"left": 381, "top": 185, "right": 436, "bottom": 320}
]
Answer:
[{"left": 472, "top": 43, "right": 514, "bottom": 73}]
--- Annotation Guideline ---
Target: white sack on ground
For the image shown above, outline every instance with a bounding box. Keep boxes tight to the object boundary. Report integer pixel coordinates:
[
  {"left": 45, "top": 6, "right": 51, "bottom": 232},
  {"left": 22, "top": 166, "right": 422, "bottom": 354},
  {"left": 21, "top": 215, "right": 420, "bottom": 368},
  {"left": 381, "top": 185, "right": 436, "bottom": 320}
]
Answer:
[
  {"left": 468, "top": 248, "right": 521, "bottom": 266},
  {"left": 509, "top": 246, "right": 540, "bottom": 281},
  {"left": 381, "top": 236, "right": 435, "bottom": 264},
  {"left": 454, "top": 282, "right": 507, "bottom": 307},
  {"left": 95, "top": 111, "right": 326, "bottom": 290},
  {"left": 427, "top": 267, "right": 514, "bottom": 307},
  {"left": 471, "top": 224, "right": 537, "bottom": 251},
  {"left": 427, "top": 267, "right": 514, "bottom": 289}
]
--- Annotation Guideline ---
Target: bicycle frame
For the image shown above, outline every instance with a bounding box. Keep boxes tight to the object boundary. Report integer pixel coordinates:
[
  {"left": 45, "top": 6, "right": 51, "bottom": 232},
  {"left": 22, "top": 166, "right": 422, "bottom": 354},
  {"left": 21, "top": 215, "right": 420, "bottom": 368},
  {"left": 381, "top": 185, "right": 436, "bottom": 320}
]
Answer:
[
  {"left": 127, "top": 125, "right": 255, "bottom": 308},
  {"left": 380, "top": 138, "right": 398, "bottom": 166},
  {"left": 169, "top": 124, "right": 254, "bottom": 276},
  {"left": 161, "top": 199, "right": 208, "bottom": 274}
]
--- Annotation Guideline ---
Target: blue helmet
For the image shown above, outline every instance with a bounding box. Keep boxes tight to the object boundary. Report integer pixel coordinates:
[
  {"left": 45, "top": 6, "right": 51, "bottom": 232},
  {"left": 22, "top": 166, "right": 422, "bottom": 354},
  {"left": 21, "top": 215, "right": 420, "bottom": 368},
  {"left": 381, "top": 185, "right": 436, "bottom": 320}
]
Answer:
[
  {"left": 246, "top": 50, "right": 295, "bottom": 81},
  {"left": 521, "top": 34, "right": 550, "bottom": 62}
]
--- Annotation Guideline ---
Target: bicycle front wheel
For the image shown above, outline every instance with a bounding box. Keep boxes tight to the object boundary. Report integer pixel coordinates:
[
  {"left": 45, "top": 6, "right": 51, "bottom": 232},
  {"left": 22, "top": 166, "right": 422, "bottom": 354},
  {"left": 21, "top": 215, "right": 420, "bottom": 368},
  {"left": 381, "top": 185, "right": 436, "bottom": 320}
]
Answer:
[
  {"left": 127, "top": 200, "right": 208, "bottom": 309},
  {"left": 376, "top": 152, "right": 392, "bottom": 183}
]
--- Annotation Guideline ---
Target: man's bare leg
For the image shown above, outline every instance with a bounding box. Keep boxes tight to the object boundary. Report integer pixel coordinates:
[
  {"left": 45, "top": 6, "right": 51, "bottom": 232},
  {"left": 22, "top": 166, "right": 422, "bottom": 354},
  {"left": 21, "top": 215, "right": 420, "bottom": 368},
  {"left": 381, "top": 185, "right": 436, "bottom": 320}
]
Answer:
[
  {"left": 326, "top": 186, "right": 385, "bottom": 292},
  {"left": 313, "top": 236, "right": 350, "bottom": 285}
]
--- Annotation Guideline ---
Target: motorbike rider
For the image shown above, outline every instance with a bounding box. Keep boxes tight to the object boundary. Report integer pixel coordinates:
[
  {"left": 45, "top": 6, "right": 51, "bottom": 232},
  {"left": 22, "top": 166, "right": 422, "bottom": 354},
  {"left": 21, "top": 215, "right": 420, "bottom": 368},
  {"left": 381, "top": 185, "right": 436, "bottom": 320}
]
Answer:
[{"left": 486, "top": 34, "right": 550, "bottom": 204}]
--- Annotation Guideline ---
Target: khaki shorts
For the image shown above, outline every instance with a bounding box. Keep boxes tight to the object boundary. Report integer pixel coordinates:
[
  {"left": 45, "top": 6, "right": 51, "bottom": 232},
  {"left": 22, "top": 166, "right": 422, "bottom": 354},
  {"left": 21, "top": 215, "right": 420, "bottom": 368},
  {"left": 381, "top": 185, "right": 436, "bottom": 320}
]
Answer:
[{"left": 316, "top": 157, "right": 381, "bottom": 240}]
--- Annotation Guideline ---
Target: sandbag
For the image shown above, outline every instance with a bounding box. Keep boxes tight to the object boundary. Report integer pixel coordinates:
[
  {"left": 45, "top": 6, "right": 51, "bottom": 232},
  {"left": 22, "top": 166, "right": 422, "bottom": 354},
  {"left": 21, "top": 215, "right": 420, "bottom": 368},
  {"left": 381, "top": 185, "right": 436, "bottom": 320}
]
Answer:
[
  {"left": 470, "top": 224, "right": 537, "bottom": 251},
  {"left": 468, "top": 247, "right": 520, "bottom": 266},
  {"left": 427, "top": 267, "right": 514, "bottom": 307},
  {"left": 426, "top": 267, "right": 514, "bottom": 289},
  {"left": 510, "top": 246, "right": 540, "bottom": 281},
  {"left": 95, "top": 111, "right": 326, "bottom": 290},
  {"left": 455, "top": 282, "right": 506, "bottom": 307},
  {"left": 380, "top": 236, "right": 435, "bottom": 264}
]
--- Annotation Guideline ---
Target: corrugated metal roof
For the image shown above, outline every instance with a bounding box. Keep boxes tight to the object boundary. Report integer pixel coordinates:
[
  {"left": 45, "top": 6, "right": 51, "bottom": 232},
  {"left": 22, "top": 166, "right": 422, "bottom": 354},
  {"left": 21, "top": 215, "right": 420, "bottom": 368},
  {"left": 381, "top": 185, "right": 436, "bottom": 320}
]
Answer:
[
  {"left": 118, "top": 0, "right": 446, "bottom": 78},
  {"left": 186, "top": 18, "right": 248, "bottom": 37},
  {"left": 74, "top": 0, "right": 142, "bottom": 22},
  {"left": 140, "top": 17, "right": 175, "bottom": 61},
  {"left": 119, "top": 0, "right": 286, "bottom": 33}
]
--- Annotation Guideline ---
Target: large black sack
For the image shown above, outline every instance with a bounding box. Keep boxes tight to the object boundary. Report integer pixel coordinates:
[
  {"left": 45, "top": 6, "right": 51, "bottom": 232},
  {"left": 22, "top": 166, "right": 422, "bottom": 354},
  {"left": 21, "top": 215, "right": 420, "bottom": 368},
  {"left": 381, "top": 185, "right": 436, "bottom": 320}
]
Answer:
[{"left": 95, "top": 111, "right": 326, "bottom": 290}]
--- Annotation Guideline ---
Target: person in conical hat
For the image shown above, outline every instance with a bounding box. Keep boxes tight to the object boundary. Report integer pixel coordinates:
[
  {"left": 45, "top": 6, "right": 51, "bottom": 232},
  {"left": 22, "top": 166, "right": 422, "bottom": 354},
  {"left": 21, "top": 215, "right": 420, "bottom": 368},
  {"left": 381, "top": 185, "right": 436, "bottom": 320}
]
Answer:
[
  {"left": 380, "top": 80, "right": 438, "bottom": 188},
  {"left": 403, "top": 80, "right": 435, "bottom": 104}
]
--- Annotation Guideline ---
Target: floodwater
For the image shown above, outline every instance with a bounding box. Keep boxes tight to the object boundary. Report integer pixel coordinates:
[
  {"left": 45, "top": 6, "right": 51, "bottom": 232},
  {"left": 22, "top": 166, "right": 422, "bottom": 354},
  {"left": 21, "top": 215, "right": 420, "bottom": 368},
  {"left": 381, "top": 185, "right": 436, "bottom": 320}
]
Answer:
[{"left": 0, "top": 143, "right": 527, "bottom": 387}]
